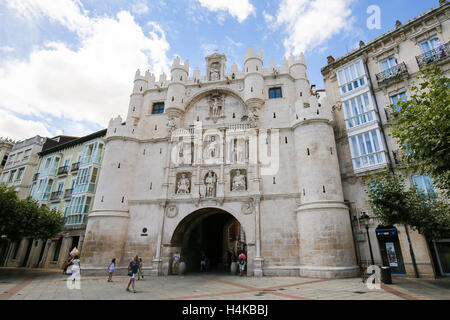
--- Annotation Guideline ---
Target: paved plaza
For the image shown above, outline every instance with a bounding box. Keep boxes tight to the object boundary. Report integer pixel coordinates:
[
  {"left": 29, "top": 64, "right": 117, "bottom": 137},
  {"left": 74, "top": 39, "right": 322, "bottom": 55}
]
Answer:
[{"left": 0, "top": 268, "right": 449, "bottom": 300}]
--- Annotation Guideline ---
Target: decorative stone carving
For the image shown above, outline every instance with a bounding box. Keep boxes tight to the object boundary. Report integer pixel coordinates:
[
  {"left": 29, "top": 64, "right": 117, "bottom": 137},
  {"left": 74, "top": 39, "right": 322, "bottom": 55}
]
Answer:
[
  {"left": 209, "top": 62, "right": 221, "bottom": 81},
  {"left": 207, "top": 94, "right": 225, "bottom": 123},
  {"left": 241, "top": 201, "right": 254, "bottom": 215},
  {"left": 167, "top": 118, "right": 176, "bottom": 134},
  {"left": 248, "top": 108, "right": 259, "bottom": 127},
  {"left": 231, "top": 169, "right": 246, "bottom": 191},
  {"left": 204, "top": 171, "right": 217, "bottom": 197},
  {"left": 166, "top": 205, "right": 178, "bottom": 218},
  {"left": 204, "top": 135, "right": 220, "bottom": 162},
  {"left": 176, "top": 173, "right": 191, "bottom": 194}
]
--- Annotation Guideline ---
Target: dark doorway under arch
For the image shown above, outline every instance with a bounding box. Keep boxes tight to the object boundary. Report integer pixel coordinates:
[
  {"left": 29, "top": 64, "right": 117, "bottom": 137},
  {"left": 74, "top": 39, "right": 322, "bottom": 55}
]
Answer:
[{"left": 170, "top": 208, "right": 246, "bottom": 274}]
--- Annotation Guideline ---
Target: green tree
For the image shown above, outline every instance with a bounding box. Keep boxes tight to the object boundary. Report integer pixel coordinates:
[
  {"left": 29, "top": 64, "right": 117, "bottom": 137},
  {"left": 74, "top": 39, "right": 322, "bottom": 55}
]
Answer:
[
  {"left": 366, "top": 173, "right": 450, "bottom": 277},
  {"left": 390, "top": 66, "right": 450, "bottom": 197},
  {"left": 0, "top": 186, "right": 65, "bottom": 241}
]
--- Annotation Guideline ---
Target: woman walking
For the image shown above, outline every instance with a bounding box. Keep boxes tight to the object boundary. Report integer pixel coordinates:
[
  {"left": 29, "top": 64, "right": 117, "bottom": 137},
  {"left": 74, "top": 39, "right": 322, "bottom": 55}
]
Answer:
[
  {"left": 126, "top": 255, "right": 140, "bottom": 293},
  {"left": 108, "top": 258, "right": 116, "bottom": 282},
  {"left": 71, "top": 255, "right": 81, "bottom": 282}
]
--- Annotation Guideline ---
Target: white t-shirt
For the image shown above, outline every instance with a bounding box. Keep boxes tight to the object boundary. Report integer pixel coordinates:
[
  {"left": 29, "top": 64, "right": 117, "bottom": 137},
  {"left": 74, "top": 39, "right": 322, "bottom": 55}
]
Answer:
[{"left": 72, "top": 259, "right": 80, "bottom": 269}]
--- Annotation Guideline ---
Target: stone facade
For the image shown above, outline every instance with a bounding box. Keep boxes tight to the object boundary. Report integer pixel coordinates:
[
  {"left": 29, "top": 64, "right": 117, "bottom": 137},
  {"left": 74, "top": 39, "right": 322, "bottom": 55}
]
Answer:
[
  {"left": 321, "top": 0, "right": 450, "bottom": 278},
  {"left": 81, "top": 48, "right": 359, "bottom": 278}
]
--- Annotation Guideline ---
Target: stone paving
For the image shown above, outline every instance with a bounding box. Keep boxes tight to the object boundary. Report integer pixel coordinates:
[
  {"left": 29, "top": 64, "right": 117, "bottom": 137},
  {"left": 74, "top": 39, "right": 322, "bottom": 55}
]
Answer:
[{"left": 0, "top": 268, "right": 449, "bottom": 300}]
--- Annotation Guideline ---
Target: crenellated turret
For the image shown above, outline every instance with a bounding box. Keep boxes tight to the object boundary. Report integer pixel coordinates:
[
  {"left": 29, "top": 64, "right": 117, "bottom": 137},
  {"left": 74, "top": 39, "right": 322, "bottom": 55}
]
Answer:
[
  {"left": 127, "top": 69, "right": 147, "bottom": 126},
  {"left": 165, "top": 56, "right": 189, "bottom": 120},
  {"left": 244, "top": 47, "right": 264, "bottom": 111},
  {"left": 292, "top": 94, "right": 358, "bottom": 278}
]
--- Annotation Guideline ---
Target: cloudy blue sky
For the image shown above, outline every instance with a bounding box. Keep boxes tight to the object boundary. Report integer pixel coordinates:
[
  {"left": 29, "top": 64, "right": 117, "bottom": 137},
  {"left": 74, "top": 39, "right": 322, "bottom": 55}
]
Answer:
[{"left": 0, "top": 0, "right": 437, "bottom": 140}]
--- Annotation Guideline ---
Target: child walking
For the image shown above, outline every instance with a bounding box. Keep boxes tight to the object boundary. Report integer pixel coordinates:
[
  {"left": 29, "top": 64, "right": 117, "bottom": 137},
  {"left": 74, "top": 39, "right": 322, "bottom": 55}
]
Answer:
[{"left": 108, "top": 258, "right": 116, "bottom": 282}]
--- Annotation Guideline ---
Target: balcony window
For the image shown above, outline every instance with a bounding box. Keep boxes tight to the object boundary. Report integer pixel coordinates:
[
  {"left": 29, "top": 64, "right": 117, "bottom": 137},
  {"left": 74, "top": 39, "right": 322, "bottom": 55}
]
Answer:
[
  {"left": 16, "top": 168, "right": 25, "bottom": 181},
  {"left": 420, "top": 37, "right": 440, "bottom": 54},
  {"left": 380, "top": 57, "right": 397, "bottom": 71},
  {"left": 343, "top": 92, "right": 375, "bottom": 129},
  {"left": 152, "top": 102, "right": 165, "bottom": 114},
  {"left": 8, "top": 170, "right": 16, "bottom": 183},
  {"left": 349, "top": 129, "right": 386, "bottom": 170},
  {"left": 337, "top": 60, "right": 366, "bottom": 95},
  {"left": 412, "top": 175, "right": 436, "bottom": 199},
  {"left": 268, "top": 87, "right": 282, "bottom": 99},
  {"left": 390, "top": 92, "right": 407, "bottom": 113}
]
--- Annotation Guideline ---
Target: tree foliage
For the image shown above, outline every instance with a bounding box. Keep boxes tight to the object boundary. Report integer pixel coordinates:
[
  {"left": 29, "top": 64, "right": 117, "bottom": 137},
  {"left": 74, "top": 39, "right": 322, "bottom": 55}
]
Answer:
[
  {"left": 390, "top": 66, "right": 450, "bottom": 197},
  {"left": 0, "top": 185, "right": 65, "bottom": 241},
  {"left": 366, "top": 173, "right": 450, "bottom": 239}
]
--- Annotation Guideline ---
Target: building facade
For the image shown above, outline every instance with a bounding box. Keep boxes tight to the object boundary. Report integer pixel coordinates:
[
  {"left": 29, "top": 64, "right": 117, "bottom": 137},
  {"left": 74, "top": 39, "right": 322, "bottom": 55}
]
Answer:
[
  {"left": 81, "top": 48, "right": 359, "bottom": 278},
  {"left": 1, "top": 131, "right": 106, "bottom": 269},
  {"left": 0, "top": 137, "right": 15, "bottom": 175},
  {"left": 321, "top": 0, "right": 449, "bottom": 278}
]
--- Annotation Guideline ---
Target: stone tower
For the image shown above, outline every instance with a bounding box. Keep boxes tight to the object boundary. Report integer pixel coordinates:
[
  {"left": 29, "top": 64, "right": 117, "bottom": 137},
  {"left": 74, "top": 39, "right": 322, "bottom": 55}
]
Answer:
[{"left": 292, "top": 59, "right": 358, "bottom": 277}]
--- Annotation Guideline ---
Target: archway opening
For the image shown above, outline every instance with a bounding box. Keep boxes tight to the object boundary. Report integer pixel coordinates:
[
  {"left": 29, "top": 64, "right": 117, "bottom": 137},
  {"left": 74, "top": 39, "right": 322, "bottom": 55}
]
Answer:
[{"left": 170, "top": 208, "right": 246, "bottom": 274}]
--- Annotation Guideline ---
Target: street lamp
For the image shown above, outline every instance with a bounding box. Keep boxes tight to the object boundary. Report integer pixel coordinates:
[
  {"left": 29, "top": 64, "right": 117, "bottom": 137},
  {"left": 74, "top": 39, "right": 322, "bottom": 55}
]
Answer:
[{"left": 359, "top": 212, "right": 375, "bottom": 266}]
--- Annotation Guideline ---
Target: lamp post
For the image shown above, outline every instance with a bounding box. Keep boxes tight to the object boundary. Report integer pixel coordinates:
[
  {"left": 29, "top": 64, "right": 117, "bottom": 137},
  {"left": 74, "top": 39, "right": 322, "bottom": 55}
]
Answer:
[{"left": 360, "top": 212, "right": 375, "bottom": 266}]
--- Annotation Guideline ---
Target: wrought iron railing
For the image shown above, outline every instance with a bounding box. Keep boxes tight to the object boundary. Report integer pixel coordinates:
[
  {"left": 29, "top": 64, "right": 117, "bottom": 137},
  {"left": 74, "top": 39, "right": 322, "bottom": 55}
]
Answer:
[
  {"left": 375, "top": 62, "right": 408, "bottom": 86},
  {"left": 57, "top": 165, "right": 69, "bottom": 175},
  {"left": 64, "top": 188, "right": 73, "bottom": 199},
  {"left": 70, "top": 162, "right": 80, "bottom": 172},
  {"left": 50, "top": 190, "right": 63, "bottom": 201},
  {"left": 416, "top": 42, "right": 450, "bottom": 69}
]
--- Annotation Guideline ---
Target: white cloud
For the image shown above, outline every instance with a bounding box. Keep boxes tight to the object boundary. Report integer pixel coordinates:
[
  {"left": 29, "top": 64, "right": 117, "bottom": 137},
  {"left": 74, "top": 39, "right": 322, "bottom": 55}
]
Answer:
[
  {"left": 262, "top": 10, "right": 274, "bottom": 24},
  {"left": 275, "top": 0, "right": 355, "bottom": 55},
  {"left": 131, "top": 2, "right": 149, "bottom": 16},
  {"left": 196, "top": 0, "right": 255, "bottom": 23},
  {"left": 0, "top": 46, "right": 15, "bottom": 52},
  {"left": 0, "top": 110, "right": 53, "bottom": 141},
  {"left": 4, "top": 0, "right": 91, "bottom": 35},
  {"left": 0, "top": 1, "right": 171, "bottom": 138}
]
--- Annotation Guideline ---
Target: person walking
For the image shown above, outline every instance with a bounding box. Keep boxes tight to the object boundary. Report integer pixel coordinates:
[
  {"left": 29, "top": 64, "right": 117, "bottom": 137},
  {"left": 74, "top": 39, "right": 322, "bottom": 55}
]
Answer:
[
  {"left": 108, "top": 258, "right": 116, "bottom": 282},
  {"left": 126, "top": 255, "right": 140, "bottom": 293},
  {"left": 137, "top": 258, "right": 144, "bottom": 280},
  {"left": 71, "top": 255, "right": 81, "bottom": 282},
  {"left": 238, "top": 251, "right": 246, "bottom": 277},
  {"left": 172, "top": 251, "right": 180, "bottom": 275},
  {"left": 200, "top": 254, "right": 207, "bottom": 272}
]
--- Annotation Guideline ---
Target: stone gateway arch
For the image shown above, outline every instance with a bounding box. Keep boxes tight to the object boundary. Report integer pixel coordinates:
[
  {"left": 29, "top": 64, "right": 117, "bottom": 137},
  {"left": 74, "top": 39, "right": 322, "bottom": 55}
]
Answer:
[{"left": 81, "top": 49, "right": 358, "bottom": 278}]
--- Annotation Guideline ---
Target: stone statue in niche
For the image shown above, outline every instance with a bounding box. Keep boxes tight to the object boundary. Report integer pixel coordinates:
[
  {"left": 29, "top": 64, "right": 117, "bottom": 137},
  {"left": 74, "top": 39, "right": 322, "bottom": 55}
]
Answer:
[
  {"left": 204, "top": 135, "right": 220, "bottom": 162},
  {"left": 208, "top": 94, "right": 225, "bottom": 123},
  {"left": 248, "top": 108, "right": 259, "bottom": 127},
  {"left": 209, "top": 62, "right": 220, "bottom": 81},
  {"left": 176, "top": 173, "right": 191, "bottom": 194},
  {"left": 231, "top": 170, "right": 246, "bottom": 191},
  {"left": 205, "top": 171, "right": 217, "bottom": 197},
  {"left": 167, "top": 118, "right": 176, "bottom": 133}
]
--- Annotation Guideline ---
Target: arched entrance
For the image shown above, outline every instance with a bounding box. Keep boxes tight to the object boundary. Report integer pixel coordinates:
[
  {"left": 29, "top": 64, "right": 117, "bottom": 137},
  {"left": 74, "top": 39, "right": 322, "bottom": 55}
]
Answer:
[{"left": 170, "top": 208, "right": 246, "bottom": 274}]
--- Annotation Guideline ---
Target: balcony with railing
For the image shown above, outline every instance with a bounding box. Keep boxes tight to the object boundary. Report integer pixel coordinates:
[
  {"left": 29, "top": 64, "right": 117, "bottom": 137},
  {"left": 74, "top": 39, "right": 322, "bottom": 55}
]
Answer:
[
  {"left": 64, "top": 188, "right": 73, "bottom": 199},
  {"left": 416, "top": 42, "right": 450, "bottom": 69},
  {"left": 70, "top": 162, "right": 80, "bottom": 172},
  {"left": 32, "top": 173, "right": 39, "bottom": 182},
  {"left": 375, "top": 62, "right": 408, "bottom": 87},
  {"left": 57, "top": 165, "right": 69, "bottom": 176},
  {"left": 50, "top": 190, "right": 63, "bottom": 202}
]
